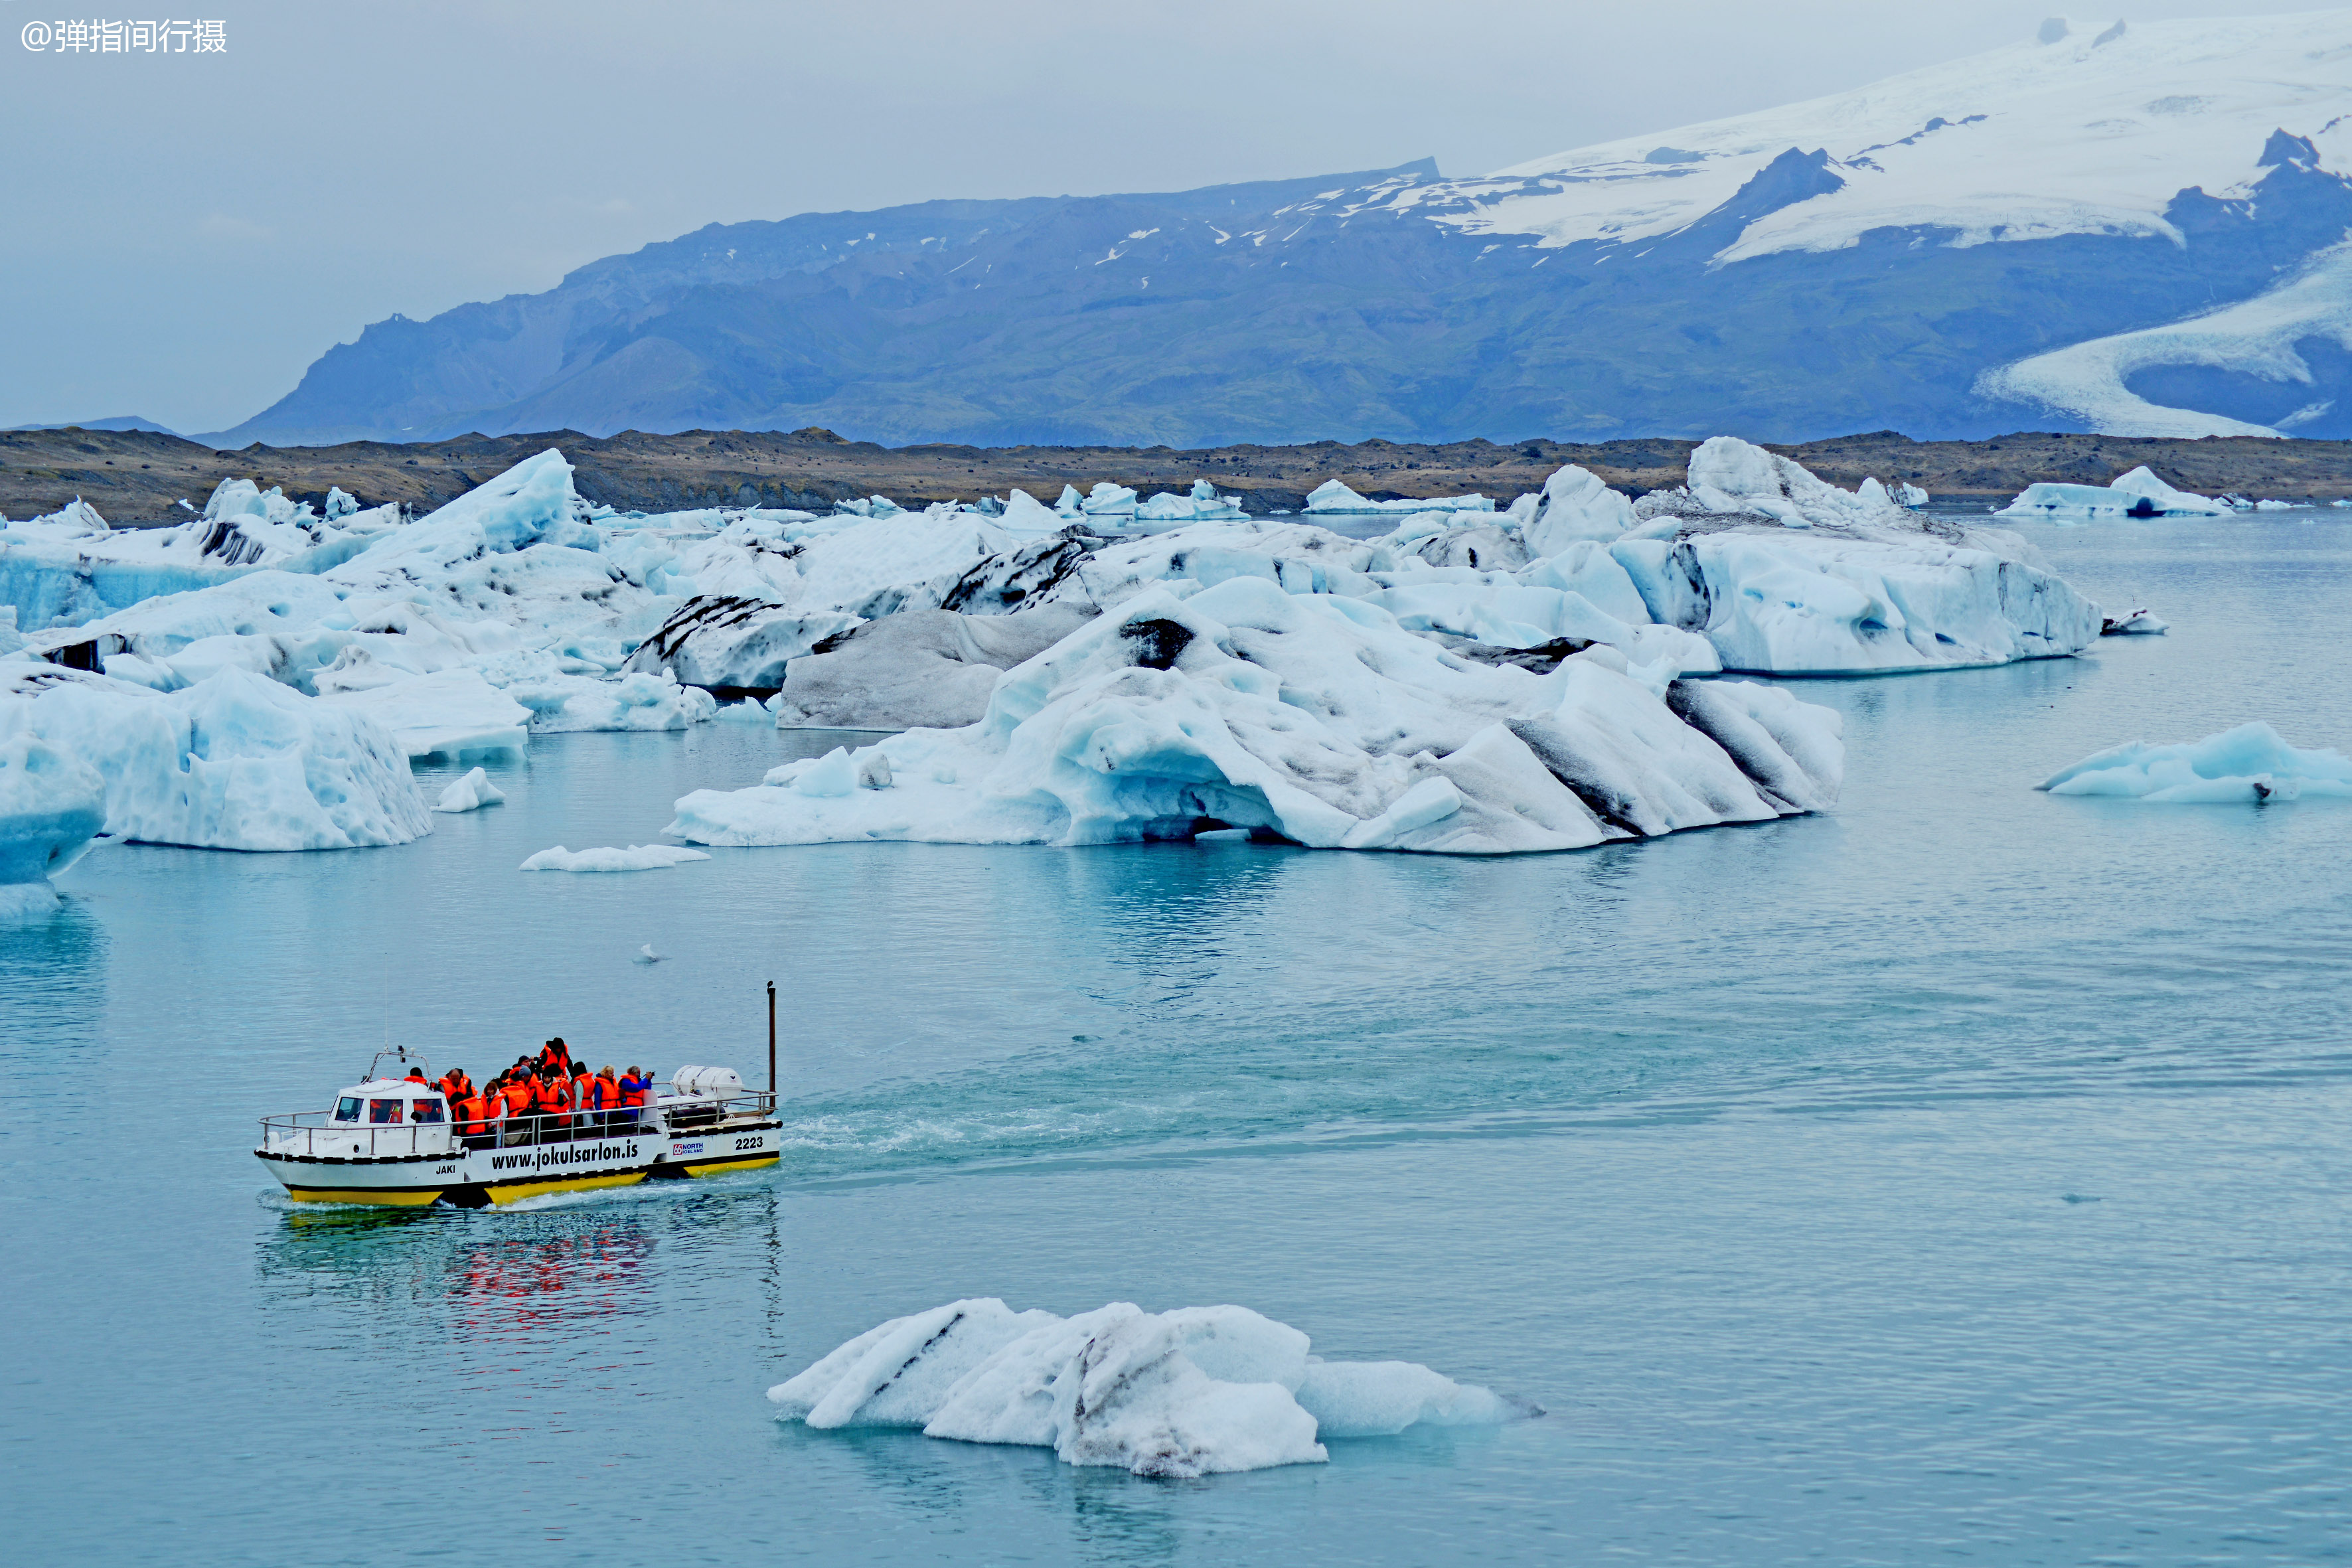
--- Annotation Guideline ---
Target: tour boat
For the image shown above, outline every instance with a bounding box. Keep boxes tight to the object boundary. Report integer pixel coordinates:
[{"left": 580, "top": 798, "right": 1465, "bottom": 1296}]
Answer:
[{"left": 256, "top": 1056, "right": 783, "bottom": 1206}]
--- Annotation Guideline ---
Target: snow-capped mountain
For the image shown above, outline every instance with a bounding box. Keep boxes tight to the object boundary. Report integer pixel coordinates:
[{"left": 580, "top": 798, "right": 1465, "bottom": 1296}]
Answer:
[{"left": 213, "top": 12, "right": 2352, "bottom": 449}]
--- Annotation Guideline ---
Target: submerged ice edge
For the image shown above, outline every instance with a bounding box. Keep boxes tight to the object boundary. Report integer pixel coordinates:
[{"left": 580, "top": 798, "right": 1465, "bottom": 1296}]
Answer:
[{"left": 768, "top": 1298, "right": 1535, "bottom": 1478}]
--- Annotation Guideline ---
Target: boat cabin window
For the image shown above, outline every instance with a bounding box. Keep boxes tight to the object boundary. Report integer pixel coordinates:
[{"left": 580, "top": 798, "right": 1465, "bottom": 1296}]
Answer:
[
  {"left": 368, "top": 1098, "right": 404, "bottom": 1125},
  {"left": 412, "top": 1098, "right": 445, "bottom": 1123},
  {"left": 335, "top": 1097, "right": 362, "bottom": 1123}
]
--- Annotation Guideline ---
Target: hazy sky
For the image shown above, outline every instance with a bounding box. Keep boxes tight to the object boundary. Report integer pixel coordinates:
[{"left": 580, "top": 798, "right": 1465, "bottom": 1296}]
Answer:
[{"left": 0, "top": 1, "right": 2327, "bottom": 434}]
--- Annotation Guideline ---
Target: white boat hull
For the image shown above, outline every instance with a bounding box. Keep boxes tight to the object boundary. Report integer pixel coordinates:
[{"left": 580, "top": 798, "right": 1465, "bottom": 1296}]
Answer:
[{"left": 257, "top": 1122, "right": 781, "bottom": 1207}]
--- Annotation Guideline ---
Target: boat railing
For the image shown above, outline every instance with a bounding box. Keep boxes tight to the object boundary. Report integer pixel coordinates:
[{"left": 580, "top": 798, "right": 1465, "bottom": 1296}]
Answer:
[
  {"left": 258, "top": 1091, "right": 776, "bottom": 1158},
  {"left": 257, "top": 1112, "right": 455, "bottom": 1160},
  {"left": 656, "top": 1088, "right": 777, "bottom": 1128}
]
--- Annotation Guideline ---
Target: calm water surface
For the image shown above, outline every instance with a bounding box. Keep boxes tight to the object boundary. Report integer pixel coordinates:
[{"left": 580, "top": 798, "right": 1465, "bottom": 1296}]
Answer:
[{"left": 5, "top": 517, "right": 2349, "bottom": 1565}]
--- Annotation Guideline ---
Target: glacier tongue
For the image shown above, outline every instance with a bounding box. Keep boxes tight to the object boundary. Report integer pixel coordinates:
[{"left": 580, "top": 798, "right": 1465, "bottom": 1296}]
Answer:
[{"left": 769, "top": 1298, "right": 1521, "bottom": 1478}]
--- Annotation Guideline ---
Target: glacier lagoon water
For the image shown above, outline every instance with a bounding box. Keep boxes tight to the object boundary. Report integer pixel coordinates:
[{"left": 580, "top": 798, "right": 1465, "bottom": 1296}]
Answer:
[{"left": 7, "top": 516, "right": 2351, "bottom": 1564}]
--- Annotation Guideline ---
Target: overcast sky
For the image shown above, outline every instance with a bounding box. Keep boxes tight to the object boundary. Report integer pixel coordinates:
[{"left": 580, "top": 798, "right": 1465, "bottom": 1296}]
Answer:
[{"left": 0, "top": 1, "right": 2327, "bottom": 434}]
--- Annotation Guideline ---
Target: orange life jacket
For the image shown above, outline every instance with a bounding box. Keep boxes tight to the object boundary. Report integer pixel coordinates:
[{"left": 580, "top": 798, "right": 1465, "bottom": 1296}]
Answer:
[
  {"left": 505, "top": 1083, "right": 538, "bottom": 1121},
  {"left": 404, "top": 1070, "right": 428, "bottom": 1085},
  {"left": 618, "top": 1074, "right": 647, "bottom": 1109},
  {"left": 455, "top": 1095, "right": 491, "bottom": 1136},
  {"left": 594, "top": 1071, "right": 619, "bottom": 1111}
]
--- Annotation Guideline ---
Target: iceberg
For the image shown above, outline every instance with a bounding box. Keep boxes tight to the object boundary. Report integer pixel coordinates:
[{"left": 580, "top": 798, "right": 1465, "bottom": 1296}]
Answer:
[
  {"left": 1305, "top": 479, "right": 1494, "bottom": 516},
  {"left": 1995, "top": 465, "right": 2232, "bottom": 520},
  {"left": 1524, "top": 465, "right": 1636, "bottom": 553},
  {"left": 1079, "top": 482, "right": 1140, "bottom": 520},
  {"left": 0, "top": 734, "right": 106, "bottom": 887},
  {"left": 1682, "top": 435, "right": 1915, "bottom": 531},
  {"left": 2038, "top": 722, "right": 2352, "bottom": 802},
  {"left": 518, "top": 843, "right": 710, "bottom": 872},
  {"left": 1650, "top": 529, "right": 2102, "bottom": 673},
  {"left": 998, "top": 488, "right": 1068, "bottom": 534},
  {"left": 2100, "top": 607, "right": 2169, "bottom": 635},
  {"left": 626, "top": 598, "right": 862, "bottom": 692},
  {"left": 319, "top": 668, "right": 531, "bottom": 760},
  {"left": 768, "top": 1298, "right": 1521, "bottom": 1478},
  {"left": 770, "top": 603, "right": 1097, "bottom": 730},
  {"left": 1135, "top": 480, "right": 1250, "bottom": 524},
  {"left": 1335, "top": 445, "right": 2100, "bottom": 674},
  {"left": 0, "top": 481, "right": 398, "bottom": 637},
  {"left": 670, "top": 576, "right": 1842, "bottom": 856},
  {"left": 431, "top": 766, "right": 506, "bottom": 813},
  {"left": 0, "top": 664, "right": 431, "bottom": 851}
]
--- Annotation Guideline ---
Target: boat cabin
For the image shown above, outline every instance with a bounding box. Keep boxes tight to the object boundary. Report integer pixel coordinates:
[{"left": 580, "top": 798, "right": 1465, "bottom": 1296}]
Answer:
[{"left": 313, "top": 1077, "right": 453, "bottom": 1157}]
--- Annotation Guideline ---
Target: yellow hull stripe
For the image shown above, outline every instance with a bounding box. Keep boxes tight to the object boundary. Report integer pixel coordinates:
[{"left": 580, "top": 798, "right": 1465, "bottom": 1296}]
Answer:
[
  {"left": 286, "top": 1187, "right": 445, "bottom": 1208},
  {"left": 485, "top": 1170, "right": 649, "bottom": 1206},
  {"left": 680, "top": 1152, "right": 781, "bottom": 1178}
]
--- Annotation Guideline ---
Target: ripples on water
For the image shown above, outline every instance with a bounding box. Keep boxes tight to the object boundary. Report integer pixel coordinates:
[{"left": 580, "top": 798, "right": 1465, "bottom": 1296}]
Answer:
[{"left": 4, "top": 518, "right": 2349, "bottom": 1564}]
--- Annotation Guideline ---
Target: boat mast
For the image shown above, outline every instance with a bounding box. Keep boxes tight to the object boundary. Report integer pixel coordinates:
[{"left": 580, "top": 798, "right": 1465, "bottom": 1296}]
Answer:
[{"left": 767, "top": 979, "right": 777, "bottom": 1106}]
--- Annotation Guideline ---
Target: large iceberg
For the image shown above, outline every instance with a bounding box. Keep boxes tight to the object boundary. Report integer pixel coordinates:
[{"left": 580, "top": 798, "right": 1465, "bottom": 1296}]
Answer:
[
  {"left": 670, "top": 576, "right": 1842, "bottom": 856},
  {"left": 2038, "top": 723, "right": 2352, "bottom": 802},
  {"left": 1996, "top": 465, "right": 2233, "bottom": 520},
  {"left": 1406, "top": 441, "right": 2104, "bottom": 674},
  {"left": 769, "top": 1298, "right": 1520, "bottom": 1478},
  {"left": 0, "top": 663, "right": 431, "bottom": 851}
]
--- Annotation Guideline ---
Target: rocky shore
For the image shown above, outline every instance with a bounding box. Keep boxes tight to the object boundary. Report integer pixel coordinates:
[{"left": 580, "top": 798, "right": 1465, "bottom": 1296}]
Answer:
[{"left": 8, "top": 424, "right": 2351, "bottom": 525}]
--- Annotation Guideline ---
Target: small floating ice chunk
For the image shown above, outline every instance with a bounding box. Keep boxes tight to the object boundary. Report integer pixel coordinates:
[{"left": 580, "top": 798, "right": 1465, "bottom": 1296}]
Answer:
[
  {"left": 431, "top": 766, "right": 506, "bottom": 813},
  {"left": 769, "top": 1298, "right": 1522, "bottom": 1478},
  {"left": 2038, "top": 722, "right": 2352, "bottom": 803},
  {"left": 519, "top": 843, "right": 711, "bottom": 872},
  {"left": 634, "top": 943, "right": 663, "bottom": 963},
  {"left": 2100, "top": 607, "right": 2168, "bottom": 635}
]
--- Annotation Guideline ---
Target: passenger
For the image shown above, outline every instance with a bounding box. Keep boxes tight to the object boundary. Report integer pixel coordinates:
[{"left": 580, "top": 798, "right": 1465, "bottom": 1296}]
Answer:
[
  {"left": 502, "top": 1075, "right": 538, "bottom": 1146},
  {"left": 617, "top": 1065, "right": 649, "bottom": 1128},
  {"left": 570, "top": 1061, "right": 594, "bottom": 1129},
  {"left": 404, "top": 1067, "right": 429, "bottom": 1087},
  {"left": 536, "top": 1065, "right": 572, "bottom": 1138},
  {"left": 594, "top": 1065, "right": 620, "bottom": 1130},
  {"left": 458, "top": 1089, "right": 498, "bottom": 1150}
]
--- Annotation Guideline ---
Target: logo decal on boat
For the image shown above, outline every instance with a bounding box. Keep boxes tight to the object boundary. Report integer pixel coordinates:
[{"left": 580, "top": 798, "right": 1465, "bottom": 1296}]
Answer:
[{"left": 672, "top": 1141, "right": 704, "bottom": 1155}]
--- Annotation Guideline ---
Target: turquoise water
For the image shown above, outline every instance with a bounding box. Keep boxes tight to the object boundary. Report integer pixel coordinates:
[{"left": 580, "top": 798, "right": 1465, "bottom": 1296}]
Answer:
[{"left": 6, "top": 518, "right": 2350, "bottom": 1564}]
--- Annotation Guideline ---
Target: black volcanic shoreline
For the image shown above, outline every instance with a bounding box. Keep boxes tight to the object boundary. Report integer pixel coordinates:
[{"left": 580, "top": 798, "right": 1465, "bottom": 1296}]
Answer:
[{"left": 6, "top": 424, "right": 2351, "bottom": 525}]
